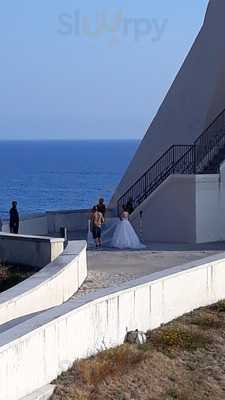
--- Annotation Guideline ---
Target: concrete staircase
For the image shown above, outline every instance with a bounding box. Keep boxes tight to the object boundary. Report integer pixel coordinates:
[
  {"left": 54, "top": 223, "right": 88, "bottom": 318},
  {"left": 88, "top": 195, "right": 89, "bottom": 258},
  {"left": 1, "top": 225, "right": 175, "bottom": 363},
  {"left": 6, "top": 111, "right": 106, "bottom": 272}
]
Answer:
[
  {"left": 201, "top": 146, "right": 225, "bottom": 174},
  {"left": 118, "top": 108, "right": 225, "bottom": 215}
]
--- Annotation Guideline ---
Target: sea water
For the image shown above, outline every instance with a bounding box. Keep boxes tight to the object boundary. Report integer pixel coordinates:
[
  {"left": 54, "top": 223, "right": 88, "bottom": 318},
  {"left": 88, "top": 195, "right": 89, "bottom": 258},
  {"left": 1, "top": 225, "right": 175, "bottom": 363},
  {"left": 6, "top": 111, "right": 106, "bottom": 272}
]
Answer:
[{"left": 0, "top": 140, "right": 138, "bottom": 218}]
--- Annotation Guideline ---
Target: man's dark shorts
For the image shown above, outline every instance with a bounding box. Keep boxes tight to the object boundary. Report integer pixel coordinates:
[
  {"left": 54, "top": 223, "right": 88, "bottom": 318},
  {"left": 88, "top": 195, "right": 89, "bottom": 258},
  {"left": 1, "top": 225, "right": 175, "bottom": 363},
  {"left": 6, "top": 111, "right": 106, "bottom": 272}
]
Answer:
[{"left": 92, "top": 225, "right": 102, "bottom": 239}]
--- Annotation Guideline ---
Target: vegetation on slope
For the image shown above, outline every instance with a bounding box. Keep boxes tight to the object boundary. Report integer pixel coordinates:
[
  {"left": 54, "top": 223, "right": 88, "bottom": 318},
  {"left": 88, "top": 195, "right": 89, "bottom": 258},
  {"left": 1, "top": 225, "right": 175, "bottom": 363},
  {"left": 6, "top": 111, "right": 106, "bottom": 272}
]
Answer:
[{"left": 51, "top": 301, "right": 225, "bottom": 400}]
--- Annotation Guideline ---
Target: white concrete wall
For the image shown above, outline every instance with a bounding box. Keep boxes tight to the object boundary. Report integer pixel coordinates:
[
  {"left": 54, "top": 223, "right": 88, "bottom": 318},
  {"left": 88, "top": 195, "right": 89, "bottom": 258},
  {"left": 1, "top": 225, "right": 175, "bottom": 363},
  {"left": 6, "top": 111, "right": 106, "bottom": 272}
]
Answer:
[
  {"left": 0, "top": 241, "right": 87, "bottom": 327},
  {"left": 130, "top": 161, "right": 225, "bottom": 244},
  {"left": 2, "top": 214, "right": 48, "bottom": 236},
  {"left": 195, "top": 162, "right": 225, "bottom": 243},
  {"left": 0, "top": 233, "right": 64, "bottom": 268},
  {"left": 1, "top": 209, "right": 114, "bottom": 238},
  {"left": 131, "top": 175, "right": 196, "bottom": 243},
  {"left": 195, "top": 174, "right": 222, "bottom": 243},
  {"left": 0, "top": 251, "right": 225, "bottom": 400},
  {"left": 47, "top": 209, "right": 90, "bottom": 234}
]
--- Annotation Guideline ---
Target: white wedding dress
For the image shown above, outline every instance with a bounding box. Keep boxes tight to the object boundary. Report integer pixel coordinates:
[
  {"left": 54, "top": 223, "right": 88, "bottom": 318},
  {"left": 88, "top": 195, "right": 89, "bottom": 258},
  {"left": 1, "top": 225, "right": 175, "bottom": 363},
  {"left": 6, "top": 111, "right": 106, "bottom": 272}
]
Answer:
[{"left": 111, "top": 212, "right": 145, "bottom": 250}]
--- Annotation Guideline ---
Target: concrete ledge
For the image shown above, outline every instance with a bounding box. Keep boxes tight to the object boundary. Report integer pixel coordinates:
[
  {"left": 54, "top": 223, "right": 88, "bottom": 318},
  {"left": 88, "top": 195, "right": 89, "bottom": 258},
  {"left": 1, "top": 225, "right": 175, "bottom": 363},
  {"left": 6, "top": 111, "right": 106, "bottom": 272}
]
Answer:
[
  {"left": 47, "top": 209, "right": 91, "bottom": 215},
  {"left": 20, "top": 385, "right": 55, "bottom": 400},
  {"left": 0, "top": 240, "right": 87, "bottom": 326},
  {"left": 47, "top": 209, "right": 91, "bottom": 234},
  {"left": 0, "top": 233, "right": 64, "bottom": 268},
  {"left": 1, "top": 209, "right": 115, "bottom": 238},
  {"left": 2, "top": 214, "right": 49, "bottom": 236},
  {"left": 0, "top": 251, "right": 225, "bottom": 399},
  {"left": 47, "top": 208, "right": 114, "bottom": 235}
]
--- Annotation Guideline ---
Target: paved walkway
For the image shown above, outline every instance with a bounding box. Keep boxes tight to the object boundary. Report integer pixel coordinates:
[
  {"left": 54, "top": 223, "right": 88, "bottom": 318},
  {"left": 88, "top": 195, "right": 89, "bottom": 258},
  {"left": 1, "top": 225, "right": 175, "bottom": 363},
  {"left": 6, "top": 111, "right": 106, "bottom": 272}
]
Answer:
[
  {"left": 73, "top": 242, "right": 225, "bottom": 299},
  {"left": 1, "top": 242, "right": 225, "bottom": 333},
  {"left": 88, "top": 242, "right": 225, "bottom": 273}
]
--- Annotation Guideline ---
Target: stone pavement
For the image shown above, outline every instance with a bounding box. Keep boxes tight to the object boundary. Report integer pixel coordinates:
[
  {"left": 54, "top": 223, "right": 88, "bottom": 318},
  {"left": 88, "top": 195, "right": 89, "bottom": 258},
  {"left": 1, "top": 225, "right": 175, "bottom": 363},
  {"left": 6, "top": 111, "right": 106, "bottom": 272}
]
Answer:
[
  {"left": 72, "top": 241, "right": 225, "bottom": 299},
  {"left": 87, "top": 242, "right": 225, "bottom": 275}
]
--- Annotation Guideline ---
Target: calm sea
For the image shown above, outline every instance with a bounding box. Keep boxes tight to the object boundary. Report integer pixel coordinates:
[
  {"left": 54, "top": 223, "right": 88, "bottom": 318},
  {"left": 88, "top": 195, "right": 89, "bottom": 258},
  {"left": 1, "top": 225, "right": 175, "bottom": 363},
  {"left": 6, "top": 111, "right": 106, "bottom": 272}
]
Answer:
[{"left": 0, "top": 140, "right": 139, "bottom": 218}]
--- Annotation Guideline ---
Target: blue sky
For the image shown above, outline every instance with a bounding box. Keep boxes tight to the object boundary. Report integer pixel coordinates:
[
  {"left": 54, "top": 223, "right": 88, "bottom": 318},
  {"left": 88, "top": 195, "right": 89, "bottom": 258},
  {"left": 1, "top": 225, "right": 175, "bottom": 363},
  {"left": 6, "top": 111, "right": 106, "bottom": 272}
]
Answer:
[{"left": 0, "top": 1, "right": 209, "bottom": 140}]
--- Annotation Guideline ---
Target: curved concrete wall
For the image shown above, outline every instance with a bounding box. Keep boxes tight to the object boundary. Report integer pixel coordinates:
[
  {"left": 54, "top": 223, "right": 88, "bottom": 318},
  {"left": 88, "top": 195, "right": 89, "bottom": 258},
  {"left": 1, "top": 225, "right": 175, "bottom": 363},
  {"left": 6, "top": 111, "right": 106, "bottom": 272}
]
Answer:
[
  {"left": 0, "top": 240, "right": 87, "bottom": 327},
  {"left": 0, "top": 251, "right": 225, "bottom": 400}
]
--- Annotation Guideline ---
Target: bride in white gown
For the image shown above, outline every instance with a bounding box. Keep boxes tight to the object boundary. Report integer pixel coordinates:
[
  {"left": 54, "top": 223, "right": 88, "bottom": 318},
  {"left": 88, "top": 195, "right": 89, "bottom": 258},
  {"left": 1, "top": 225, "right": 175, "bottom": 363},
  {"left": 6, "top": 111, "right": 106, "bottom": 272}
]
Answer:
[{"left": 111, "top": 206, "right": 145, "bottom": 249}]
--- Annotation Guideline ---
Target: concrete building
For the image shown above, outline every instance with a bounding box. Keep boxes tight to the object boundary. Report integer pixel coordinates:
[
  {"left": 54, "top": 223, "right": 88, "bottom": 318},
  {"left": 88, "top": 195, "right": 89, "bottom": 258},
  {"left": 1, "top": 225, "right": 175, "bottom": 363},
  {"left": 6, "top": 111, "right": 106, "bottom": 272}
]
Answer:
[{"left": 109, "top": 0, "right": 225, "bottom": 243}]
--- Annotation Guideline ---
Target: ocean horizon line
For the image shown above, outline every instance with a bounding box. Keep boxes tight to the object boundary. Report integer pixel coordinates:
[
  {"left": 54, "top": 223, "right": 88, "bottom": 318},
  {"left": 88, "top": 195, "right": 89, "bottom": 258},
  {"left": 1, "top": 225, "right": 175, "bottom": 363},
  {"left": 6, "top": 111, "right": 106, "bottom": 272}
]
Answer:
[{"left": 0, "top": 138, "right": 141, "bottom": 142}]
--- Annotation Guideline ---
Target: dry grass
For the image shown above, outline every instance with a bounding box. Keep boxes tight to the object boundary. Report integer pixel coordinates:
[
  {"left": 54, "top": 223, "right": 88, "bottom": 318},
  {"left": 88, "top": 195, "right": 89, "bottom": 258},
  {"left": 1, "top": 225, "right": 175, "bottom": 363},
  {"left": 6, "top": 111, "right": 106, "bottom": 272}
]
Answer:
[
  {"left": 51, "top": 302, "right": 225, "bottom": 400},
  {"left": 148, "top": 324, "right": 210, "bottom": 352},
  {"left": 214, "top": 300, "right": 225, "bottom": 312},
  {"left": 190, "top": 311, "right": 223, "bottom": 330},
  {"left": 78, "top": 345, "right": 145, "bottom": 386}
]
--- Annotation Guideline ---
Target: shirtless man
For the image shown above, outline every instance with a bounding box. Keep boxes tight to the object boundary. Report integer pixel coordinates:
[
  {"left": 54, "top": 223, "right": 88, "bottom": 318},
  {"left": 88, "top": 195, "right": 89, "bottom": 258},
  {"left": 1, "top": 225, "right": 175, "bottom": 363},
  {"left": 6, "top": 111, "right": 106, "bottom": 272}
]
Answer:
[{"left": 91, "top": 206, "right": 104, "bottom": 248}]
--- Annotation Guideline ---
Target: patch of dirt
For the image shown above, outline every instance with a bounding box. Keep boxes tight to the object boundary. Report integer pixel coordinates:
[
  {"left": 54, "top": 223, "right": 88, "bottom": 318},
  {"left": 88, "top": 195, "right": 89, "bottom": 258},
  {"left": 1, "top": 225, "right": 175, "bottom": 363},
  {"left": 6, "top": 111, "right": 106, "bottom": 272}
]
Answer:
[
  {"left": 51, "top": 302, "right": 225, "bottom": 400},
  {"left": 0, "top": 264, "right": 34, "bottom": 293}
]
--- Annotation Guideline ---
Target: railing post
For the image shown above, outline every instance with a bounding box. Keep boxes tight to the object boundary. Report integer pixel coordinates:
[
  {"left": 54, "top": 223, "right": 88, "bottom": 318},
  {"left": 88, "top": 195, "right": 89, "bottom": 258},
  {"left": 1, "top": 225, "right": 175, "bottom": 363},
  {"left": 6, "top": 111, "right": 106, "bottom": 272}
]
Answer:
[
  {"left": 172, "top": 146, "right": 175, "bottom": 174},
  {"left": 117, "top": 202, "right": 120, "bottom": 217},
  {"left": 193, "top": 145, "right": 196, "bottom": 174}
]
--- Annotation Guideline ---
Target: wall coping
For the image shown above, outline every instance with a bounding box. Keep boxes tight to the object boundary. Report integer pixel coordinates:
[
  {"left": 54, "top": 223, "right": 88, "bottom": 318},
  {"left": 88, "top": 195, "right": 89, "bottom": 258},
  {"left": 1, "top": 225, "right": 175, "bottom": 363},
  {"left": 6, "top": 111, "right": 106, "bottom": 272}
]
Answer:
[
  {"left": 2, "top": 213, "right": 47, "bottom": 223},
  {"left": 2, "top": 208, "right": 114, "bottom": 225},
  {"left": 0, "top": 249, "right": 224, "bottom": 350},
  {"left": 0, "top": 233, "right": 64, "bottom": 244},
  {"left": 47, "top": 209, "right": 91, "bottom": 215},
  {"left": 47, "top": 208, "right": 114, "bottom": 215}
]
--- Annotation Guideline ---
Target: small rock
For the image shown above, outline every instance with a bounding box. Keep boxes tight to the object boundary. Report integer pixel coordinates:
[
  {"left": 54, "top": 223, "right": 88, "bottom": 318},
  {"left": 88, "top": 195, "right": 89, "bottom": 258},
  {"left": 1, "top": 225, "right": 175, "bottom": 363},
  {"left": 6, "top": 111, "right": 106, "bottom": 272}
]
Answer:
[{"left": 125, "top": 329, "right": 147, "bottom": 345}]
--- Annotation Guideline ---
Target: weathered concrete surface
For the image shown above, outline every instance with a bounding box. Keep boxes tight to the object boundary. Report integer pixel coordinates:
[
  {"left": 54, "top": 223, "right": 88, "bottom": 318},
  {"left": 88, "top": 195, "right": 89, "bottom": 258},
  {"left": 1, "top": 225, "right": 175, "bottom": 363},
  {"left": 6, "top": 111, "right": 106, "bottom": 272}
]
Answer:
[
  {"left": 87, "top": 241, "right": 225, "bottom": 275},
  {"left": 1, "top": 250, "right": 225, "bottom": 400},
  {"left": 2, "top": 214, "right": 49, "bottom": 236},
  {"left": 47, "top": 209, "right": 91, "bottom": 234},
  {"left": 0, "top": 233, "right": 64, "bottom": 269},
  {"left": 129, "top": 163, "right": 225, "bottom": 244},
  {"left": 20, "top": 385, "right": 55, "bottom": 400},
  {"left": 69, "top": 242, "right": 225, "bottom": 300},
  {"left": 0, "top": 240, "right": 87, "bottom": 326}
]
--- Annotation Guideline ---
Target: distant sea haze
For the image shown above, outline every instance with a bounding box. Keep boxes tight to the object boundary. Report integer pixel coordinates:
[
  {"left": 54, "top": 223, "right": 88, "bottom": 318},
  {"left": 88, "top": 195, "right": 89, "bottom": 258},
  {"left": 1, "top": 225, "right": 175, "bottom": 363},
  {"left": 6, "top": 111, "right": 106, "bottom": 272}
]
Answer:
[{"left": 0, "top": 140, "right": 139, "bottom": 219}]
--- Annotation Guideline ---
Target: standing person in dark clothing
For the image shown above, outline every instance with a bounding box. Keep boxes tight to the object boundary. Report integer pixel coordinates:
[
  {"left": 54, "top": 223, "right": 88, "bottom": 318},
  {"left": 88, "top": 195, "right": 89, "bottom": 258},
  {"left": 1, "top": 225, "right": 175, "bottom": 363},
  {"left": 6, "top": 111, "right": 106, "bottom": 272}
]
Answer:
[
  {"left": 9, "top": 201, "right": 19, "bottom": 234},
  {"left": 97, "top": 198, "right": 106, "bottom": 217}
]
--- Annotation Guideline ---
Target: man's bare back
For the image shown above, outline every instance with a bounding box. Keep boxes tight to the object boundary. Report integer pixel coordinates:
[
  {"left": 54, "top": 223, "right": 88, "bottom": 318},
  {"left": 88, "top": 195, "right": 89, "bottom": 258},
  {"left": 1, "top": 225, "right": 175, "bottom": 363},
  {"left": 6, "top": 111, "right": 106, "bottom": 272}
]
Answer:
[{"left": 92, "top": 211, "right": 104, "bottom": 227}]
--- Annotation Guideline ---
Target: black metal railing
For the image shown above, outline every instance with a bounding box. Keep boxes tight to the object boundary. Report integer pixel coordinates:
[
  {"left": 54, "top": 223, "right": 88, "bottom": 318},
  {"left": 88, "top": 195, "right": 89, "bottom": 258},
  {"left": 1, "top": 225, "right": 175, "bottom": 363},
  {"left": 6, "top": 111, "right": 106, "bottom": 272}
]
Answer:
[
  {"left": 195, "top": 108, "right": 225, "bottom": 173},
  {"left": 117, "top": 107, "right": 225, "bottom": 215},
  {"left": 117, "top": 144, "right": 193, "bottom": 214}
]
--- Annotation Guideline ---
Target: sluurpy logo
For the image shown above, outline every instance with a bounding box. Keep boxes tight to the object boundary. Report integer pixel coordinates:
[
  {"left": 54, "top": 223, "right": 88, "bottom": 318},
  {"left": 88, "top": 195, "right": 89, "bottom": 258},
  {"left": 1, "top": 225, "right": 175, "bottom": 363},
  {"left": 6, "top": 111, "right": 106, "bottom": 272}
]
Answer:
[{"left": 57, "top": 10, "right": 168, "bottom": 46}]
